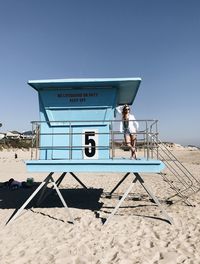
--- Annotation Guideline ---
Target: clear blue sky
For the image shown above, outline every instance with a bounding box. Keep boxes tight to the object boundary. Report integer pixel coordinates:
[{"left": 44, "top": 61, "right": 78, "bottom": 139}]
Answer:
[{"left": 0, "top": 0, "right": 199, "bottom": 146}]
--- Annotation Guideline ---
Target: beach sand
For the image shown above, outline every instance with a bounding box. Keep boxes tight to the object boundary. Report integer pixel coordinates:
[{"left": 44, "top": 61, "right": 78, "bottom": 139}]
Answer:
[{"left": 0, "top": 147, "right": 200, "bottom": 264}]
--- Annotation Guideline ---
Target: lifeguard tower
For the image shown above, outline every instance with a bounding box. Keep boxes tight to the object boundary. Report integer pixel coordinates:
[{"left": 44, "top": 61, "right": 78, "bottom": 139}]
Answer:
[{"left": 8, "top": 78, "right": 174, "bottom": 225}]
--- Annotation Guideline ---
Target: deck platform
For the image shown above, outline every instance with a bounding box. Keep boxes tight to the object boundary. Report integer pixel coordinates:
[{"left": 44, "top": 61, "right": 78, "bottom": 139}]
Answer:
[{"left": 25, "top": 158, "right": 165, "bottom": 173}]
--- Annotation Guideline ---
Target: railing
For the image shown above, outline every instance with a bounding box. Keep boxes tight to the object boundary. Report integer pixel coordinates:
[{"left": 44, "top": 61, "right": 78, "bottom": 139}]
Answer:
[
  {"left": 30, "top": 119, "right": 159, "bottom": 160},
  {"left": 150, "top": 135, "right": 200, "bottom": 205}
]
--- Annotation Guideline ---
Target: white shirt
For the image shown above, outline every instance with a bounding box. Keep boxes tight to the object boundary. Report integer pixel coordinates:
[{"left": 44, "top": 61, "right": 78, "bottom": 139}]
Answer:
[{"left": 115, "top": 105, "right": 139, "bottom": 133}]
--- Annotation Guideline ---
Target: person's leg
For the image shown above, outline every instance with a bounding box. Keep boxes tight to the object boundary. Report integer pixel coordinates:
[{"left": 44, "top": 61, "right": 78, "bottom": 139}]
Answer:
[
  {"left": 124, "top": 133, "right": 136, "bottom": 158},
  {"left": 130, "top": 134, "right": 137, "bottom": 159}
]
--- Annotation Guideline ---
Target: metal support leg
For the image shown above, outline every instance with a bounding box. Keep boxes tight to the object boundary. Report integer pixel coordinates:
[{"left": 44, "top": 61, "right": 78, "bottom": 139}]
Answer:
[
  {"left": 56, "top": 172, "right": 66, "bottom": 187},
  {"left": 49, "top": 175, "right": 74, "bottom": 224},
  {"left": 104, "top": 178, "right": 136, "bottom": 225},
  {"left": 36, "top": 172, "right": 66, "bottom": 206},
  {"left": 109, "top": 173, "right": 130, "bottom": 196},
  {"left": 70, "top": 172, "right": 88, "bottom": 189},
  {"left": 37, "top": 172, "right": 87, "bottom": 208},
  {"left": 134, "top": 173, "right": 173, "bottom": 224},
  {"left": 6, "top": 172, "right": 54, "bottom": 225},
  {"left": 6, "top": 172, "right": 74, "bottom": 225},
  {"left": 105, "top": 172, "right": 173, "bottom": 225}
]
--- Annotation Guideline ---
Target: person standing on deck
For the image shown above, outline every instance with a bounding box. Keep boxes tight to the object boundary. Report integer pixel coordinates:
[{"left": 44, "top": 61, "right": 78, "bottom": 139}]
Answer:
[{"left": 116, "top": 104, "right": 139, "bottom": 159}]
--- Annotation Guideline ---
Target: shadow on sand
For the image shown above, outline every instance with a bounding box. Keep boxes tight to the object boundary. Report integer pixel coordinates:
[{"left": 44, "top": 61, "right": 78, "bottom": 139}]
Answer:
[
  {"left": 0, "top": 182, "right": 172, "bottom": 225},
  {"left": 0, "top": 182, "right": 103, "bottom": 212}
]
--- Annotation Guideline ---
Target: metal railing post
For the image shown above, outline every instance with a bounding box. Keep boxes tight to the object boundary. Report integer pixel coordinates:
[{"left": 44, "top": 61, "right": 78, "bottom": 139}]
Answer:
[
  {"left": 31, "top": 122, "right": 34, "bottom": 160},
  {"left": 69, "top": 121, "right": 72, "bottom": 160},
  {"left": 111, "top": 120, "right": 115, "bottom": 159},
  {"left": 36, "top": 123, "right": 39, "bottom": 160},
  {"left": 146, "top": 121, "right": 149, "bottom": 160}
]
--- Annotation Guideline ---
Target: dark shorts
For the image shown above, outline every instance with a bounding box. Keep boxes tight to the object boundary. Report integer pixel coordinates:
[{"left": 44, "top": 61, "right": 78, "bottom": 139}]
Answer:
[{"left": 124, "top": 128, "right": 131, "bottom": 135}]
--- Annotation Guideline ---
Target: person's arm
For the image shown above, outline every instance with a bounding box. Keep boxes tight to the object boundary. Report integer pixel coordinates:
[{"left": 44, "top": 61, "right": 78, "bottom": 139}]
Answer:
[{"left": 115, "top": 105, "right": 124, "bottom": 114}]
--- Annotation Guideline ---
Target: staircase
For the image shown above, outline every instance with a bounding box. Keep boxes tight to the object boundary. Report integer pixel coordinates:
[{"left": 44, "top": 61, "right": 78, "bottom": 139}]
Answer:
[{"left": 150, "top": 136, "right": 200, "bottom": 206}]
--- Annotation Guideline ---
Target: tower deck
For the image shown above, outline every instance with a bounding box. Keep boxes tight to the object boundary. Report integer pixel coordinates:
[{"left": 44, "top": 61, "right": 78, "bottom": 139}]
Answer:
[{"left": 26, "top": 158, "right": 164, "bottom": 173}]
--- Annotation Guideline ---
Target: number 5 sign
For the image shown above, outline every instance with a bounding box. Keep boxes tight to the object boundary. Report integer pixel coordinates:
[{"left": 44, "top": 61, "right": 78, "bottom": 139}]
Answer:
[{"left": 82, "top": 130, "right": 98, "bottom": 159}]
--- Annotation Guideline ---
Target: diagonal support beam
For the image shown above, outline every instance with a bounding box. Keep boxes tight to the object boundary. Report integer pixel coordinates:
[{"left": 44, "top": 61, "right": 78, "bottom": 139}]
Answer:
[
  {"left": 69, "top": 172, "right": 88, "bottom": 189},
  {"left": 6, "top": 172, "right": 74, "bottom": 225},
  {"left": 6, "top": 172, "right": 54, "bottom": 225},
  {"left": 133, "top": 173, "right": 173, "bottom": 224},
  {"left": 37, "top": 172, "right": 87, "bottom": 207},
  {"left": 104, "top": 178, "right": 136, "bottom": 225},
  {"left": 36, "top": 172, "right": 66, "bottom": 206},
  {"left": 104, "top": 172, "right": 173, "bottom": 225},
  {"left": 108, "top": 172, "right": 130, "bottom": 196},
  {"left": 49, "top": 175, "right": 74, "bottom": 224}
]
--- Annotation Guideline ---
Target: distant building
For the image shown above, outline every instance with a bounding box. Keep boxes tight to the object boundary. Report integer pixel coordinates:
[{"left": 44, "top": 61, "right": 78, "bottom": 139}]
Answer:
[
  {"left": 21, "top": 131, "right": 33, "bottom": 139},
  {"left": 0, "top": 133, "right": 5, "bottom": 140},
  {"left": 6, "top": 131, "right": 21, "bottom": 139}
]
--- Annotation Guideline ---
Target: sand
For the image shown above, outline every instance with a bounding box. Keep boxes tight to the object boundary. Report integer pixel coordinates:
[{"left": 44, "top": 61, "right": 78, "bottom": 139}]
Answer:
[{"left": 0, "top": 147, "right": 200, "bottom": 264}]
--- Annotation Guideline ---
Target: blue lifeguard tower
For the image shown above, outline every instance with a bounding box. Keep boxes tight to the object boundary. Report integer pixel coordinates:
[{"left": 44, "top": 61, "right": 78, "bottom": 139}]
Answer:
[{"left": 8, "top": 78, "right": 173, "bottom": 225}]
